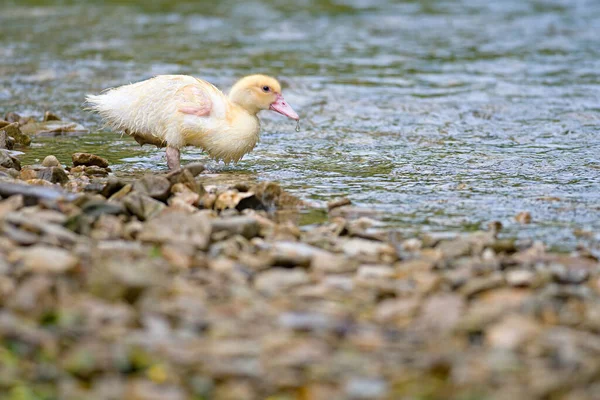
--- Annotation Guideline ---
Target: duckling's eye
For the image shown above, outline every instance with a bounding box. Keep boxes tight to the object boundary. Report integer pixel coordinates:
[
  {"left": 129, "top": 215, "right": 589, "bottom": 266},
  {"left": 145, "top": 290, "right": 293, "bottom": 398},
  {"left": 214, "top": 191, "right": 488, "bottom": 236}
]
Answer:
[{"left": 262, "top": 86, "right": 270, "bottom": 92}]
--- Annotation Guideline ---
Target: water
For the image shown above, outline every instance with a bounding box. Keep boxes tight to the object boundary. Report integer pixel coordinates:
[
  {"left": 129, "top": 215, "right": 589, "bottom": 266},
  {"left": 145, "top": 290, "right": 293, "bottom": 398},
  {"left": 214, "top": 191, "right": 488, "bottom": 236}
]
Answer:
[{"left": 1, "top": 0, "right": 599, "bottom": 250}]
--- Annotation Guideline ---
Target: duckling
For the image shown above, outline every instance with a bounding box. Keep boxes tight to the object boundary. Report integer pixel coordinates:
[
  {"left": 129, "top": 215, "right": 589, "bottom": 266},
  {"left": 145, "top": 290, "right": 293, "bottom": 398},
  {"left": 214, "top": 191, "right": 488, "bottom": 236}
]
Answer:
[{"left": 86, "top": 74, "right": 299, "bottom": 170}]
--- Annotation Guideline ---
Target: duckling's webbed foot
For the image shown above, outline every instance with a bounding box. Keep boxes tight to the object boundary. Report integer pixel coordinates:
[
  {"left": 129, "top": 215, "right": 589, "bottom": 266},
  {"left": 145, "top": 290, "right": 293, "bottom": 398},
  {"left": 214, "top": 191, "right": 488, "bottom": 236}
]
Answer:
[{"left": 166, "top": 147, "right": 180, "bottom": 170}]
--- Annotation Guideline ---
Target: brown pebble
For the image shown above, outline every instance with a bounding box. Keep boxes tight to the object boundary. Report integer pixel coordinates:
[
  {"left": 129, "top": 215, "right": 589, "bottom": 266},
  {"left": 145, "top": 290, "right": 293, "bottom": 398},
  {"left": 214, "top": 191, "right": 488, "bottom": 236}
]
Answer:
[
  {"left": 327, "top": 197, "right": 351, "bottom": 211},
  {"left": 515, "top": 211, "right": 532, "bottom": 224}
]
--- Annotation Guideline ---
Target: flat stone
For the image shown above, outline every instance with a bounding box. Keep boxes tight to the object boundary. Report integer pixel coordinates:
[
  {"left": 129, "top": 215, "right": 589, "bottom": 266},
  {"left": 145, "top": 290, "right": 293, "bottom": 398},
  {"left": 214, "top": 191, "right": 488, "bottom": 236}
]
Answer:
[
  {"left": 12, "top": 244, "right": 79, "bottom": 274},
  {"left": 486, "top": 314, "right": 541, "bottom": 350},
  {"left": 312, "top": 251, "right": 358, "bottom": 274},
  {"left": 460, "top": 273, "right": 505, "bottom": 297},
  {"left": 271, "top": 241, "right": 329, "bottom": 267},
  {"left": 255, "top": 268, "right": 310, "bottom": 295},
  {"left": 72, "top": 152, "right": 109, "bottom": 168},
  {"left": 211, "top": 216, "right": 260, "bottom": 239},
  {"left": 138, "top": 210, "right": 211, "bottom": 250},
  {"left": 506, "top": 269, "right": 535, "bottom": 287},
  {"left": 122, "top": 192, "right": 166, "bottom": 221},
  {"left": 37, "top": 166, "right": 69, "bottom": 184},
  {"left": 133, "top": 175, "right": 172, "bottom": 201}
]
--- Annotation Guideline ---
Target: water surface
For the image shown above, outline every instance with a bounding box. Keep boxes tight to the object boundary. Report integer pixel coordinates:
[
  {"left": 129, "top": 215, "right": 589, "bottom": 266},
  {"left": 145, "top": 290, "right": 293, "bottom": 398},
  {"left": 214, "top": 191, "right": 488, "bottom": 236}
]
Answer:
[{"left": 1, "top": 0, "right": 599, "bottom": 249}]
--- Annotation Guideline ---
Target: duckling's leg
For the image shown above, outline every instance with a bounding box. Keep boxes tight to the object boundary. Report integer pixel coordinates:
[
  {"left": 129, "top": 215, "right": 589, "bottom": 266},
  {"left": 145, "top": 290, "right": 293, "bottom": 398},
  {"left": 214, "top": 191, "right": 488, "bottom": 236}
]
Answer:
[{"left": 166, "top": 147, "right": 180, "bottom": 170}]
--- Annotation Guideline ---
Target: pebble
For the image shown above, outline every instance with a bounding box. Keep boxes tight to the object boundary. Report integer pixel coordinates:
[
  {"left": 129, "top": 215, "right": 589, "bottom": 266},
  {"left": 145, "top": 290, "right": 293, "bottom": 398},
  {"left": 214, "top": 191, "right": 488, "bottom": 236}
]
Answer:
[
  {"left": 41, "top": 155, "right": 60, "bottom": 167},
  {"left": 254, "top": 268, "right": 310, "bottom": 294},
  {"left": 12, "top": 244, "right": 78, "bottom": 274},
  {"left": 72, "top": 152, "right": 109, "bottom": 168}
]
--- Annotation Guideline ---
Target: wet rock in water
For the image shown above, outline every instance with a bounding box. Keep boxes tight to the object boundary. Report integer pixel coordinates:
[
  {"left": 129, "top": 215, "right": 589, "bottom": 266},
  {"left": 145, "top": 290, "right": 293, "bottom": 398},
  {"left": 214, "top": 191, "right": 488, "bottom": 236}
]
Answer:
[
  {"left": 133, "top": 175, "right": 172, "bottom": 201},
  {"left": 328, "top": 197, "right": 352, "bottom": 211},
  {"left": 122, "top": 192, "right": 166, "bottom": 221},
  {"left": 211, "top": 216, "right": 260, "bottom": 239},
  {"left": 11, "top": 244, "right": 79, "bottom": 274},
  {"left": 72, "top": 152, "right": 109, "bottom": 168},
  {"left": 20, "top": 119, "right": 89, "bottom": 136},
  {"left": 139, "top": 211, "right": 211, "bottom": 249},
  {"left": 515, "top": 211, "right": 532, "bottom": 224},
  {"left": 41, "top": 155, "right": 60, "bottom": 167},
  {"left": 0, "top": 149, "right": 21, "bottom": 170},
  {"left": 70, "top": 165, "right": 109, "bottom": 177},
  {"left": 43, "top": 111, "right": 61, "bottom": 121},
  {"left": 0, "top": 122, "right": 31, "bottom": 146},
  {"left": 37, "top": 166, "right": 69, "bottom": 184}
]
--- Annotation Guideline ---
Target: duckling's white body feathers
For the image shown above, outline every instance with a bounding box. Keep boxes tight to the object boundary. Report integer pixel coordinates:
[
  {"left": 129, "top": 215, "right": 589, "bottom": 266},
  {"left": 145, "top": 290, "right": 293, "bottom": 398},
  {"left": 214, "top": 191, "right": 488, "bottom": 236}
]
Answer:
[{"left": 86, "top": 75, "right": 260, "bottom": 163}]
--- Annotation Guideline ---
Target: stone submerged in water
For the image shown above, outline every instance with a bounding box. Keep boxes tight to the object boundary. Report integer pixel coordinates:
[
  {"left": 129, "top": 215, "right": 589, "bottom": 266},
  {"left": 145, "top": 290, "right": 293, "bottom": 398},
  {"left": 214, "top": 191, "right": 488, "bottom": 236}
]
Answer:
[{"left": 72, "top": 152, "right": 109, "bottom": 168}]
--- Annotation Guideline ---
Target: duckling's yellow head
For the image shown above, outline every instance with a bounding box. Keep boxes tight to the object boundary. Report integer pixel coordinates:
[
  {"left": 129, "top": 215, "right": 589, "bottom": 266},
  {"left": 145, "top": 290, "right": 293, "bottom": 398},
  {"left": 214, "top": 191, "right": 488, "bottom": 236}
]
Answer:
[{"left": 229, "top": 74, "right": 299, "bottom": 120}]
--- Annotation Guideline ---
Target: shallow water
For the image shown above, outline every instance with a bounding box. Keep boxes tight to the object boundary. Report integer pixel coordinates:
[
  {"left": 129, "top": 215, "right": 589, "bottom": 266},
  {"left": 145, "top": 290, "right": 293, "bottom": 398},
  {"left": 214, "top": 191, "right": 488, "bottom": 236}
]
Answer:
[{"left": 1, "top": 0, "right": 599, "bottom": 249}]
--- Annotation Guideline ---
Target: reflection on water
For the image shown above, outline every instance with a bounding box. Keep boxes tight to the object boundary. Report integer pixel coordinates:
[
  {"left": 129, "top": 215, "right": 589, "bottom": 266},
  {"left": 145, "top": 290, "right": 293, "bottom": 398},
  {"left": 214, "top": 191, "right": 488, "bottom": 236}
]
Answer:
[{"left": 1, "top": 0, "right": 600, "bottom": 249}]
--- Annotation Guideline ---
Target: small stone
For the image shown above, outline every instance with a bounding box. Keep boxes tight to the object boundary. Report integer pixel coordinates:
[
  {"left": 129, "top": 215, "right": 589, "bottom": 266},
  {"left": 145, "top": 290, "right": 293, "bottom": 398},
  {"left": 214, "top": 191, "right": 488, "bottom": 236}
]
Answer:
[
  {"left": 255, "top": 268, "right": 310, "bottom": 294},
  {"left": 515, "top": 211, "right": 532, "bottom": 224},
  {"left": 72, "top": 152, "right": 109, "bottom": 168},
  {"left": 0, "top": 122, "right": 31, "bottom": 146},
  {"left": 459, "top": 273, "right": 505, "bottom": 297},
  {"left": 19, "top": 168, "right": 37, "bottom": 180},
  {"left": 139, "top": 211, "right": 211, "bottom": 249},
  {"left": 83, "top": 165, "right": 109, "bottom": 177},
  {"left": 486, "top": 314, "right": 541, "bottom": 350},
  {"left": 417, "top": 293, "right": 465, "bottom": 333},
  {"left": 102, "top": 177, "right": 127, "bottom": 198},
  {"left": 214, "top": 190, "right": 264, "bottom": 211},
  {"left": 211, "top": 216, "right": 260, "bottom": 239},
  {"left": 108, "top": 184, "right": 132, "bottom": 201},
  {"left": 344, "top": 378, "right": 388, "bottom": 399},
  {"left": 43, "top": 111, "right": 61, "bottom": 121},
  {"left": 41, "top": 155, "right": 60, "bottom": 167},
  {"left": 312, "top": 251, "right": 358, "bottom": 274},
  {"left": 341, "top": 238, "right": 397, "bottom": 263},
  {"left": 328, "top": 197, "right": 351, "bottom": 211},
  {"left": 506, "top": 269, "right": 535, "bottom": 287},
  {"left": 12, "top": 244, "right": 78, "bottom": 274},
  {"left": 184, "top": 162, "right": 205, "bottom": 177},
  {"left": 271, "top": 241, "right": 329, "bottom": 267},
  {"left": 166, "top": 168, "right": 200, "bottom": 193},
  {"left": 133, "top": 175, "right": 171, "bottom": 201},
  {"left": 0, "top": 149, "right": 21, "bottom": 170},
  {"left": 37, "top": 166, "right": 69, "bottom": 184},
  {"left": 122, "top": 192, "right": 166, "bottom": 221}
]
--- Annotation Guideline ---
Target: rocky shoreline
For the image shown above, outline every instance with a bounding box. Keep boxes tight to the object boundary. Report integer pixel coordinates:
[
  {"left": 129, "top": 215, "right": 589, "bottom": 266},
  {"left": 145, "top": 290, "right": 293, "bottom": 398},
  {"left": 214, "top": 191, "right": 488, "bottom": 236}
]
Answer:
[{"left": 0, "top": 143, "right": 599, "bottom": 399}]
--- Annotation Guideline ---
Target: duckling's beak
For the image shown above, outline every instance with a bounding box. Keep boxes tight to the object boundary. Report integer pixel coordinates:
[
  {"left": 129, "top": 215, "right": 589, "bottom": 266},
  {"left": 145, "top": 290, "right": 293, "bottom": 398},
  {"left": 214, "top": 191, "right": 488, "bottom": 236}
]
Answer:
[{"left": 269, "top": 94, "right": 299, "bottom": 120}]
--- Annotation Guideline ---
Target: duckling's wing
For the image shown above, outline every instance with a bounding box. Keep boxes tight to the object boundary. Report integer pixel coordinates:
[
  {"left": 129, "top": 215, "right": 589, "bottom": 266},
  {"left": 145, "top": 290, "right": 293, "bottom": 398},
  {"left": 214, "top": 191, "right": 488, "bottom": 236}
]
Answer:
[{"left": 177, "top": 84, "right": 213, "bottom": 117}]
